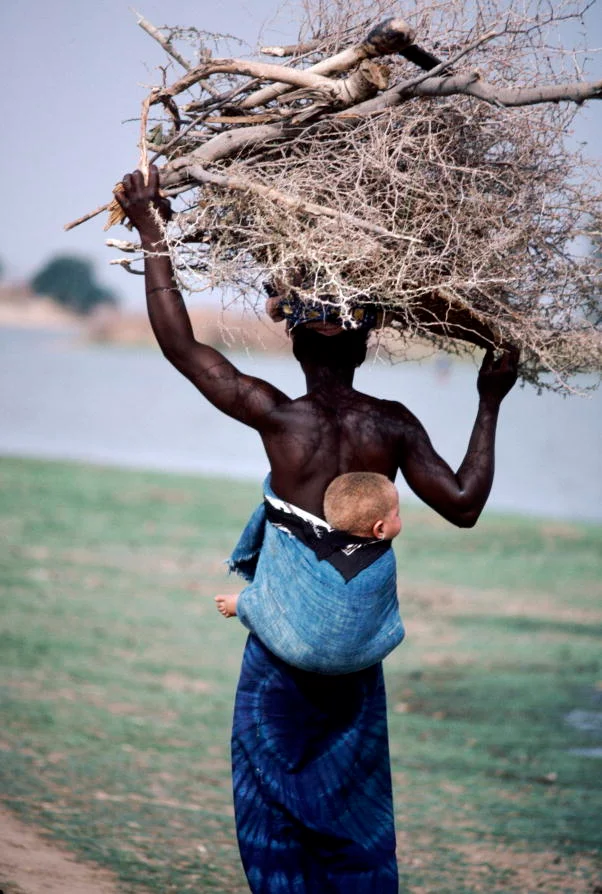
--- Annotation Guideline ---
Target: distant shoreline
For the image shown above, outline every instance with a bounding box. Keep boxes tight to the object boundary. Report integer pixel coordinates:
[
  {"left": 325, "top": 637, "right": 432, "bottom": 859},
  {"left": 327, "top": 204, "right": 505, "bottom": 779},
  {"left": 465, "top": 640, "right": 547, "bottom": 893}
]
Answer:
[
  {"left": 0, "top": 287, "right": 82, "bottom": 330},
  {"left": 0, "top": 289, "right": 439, "bottom": 360}
]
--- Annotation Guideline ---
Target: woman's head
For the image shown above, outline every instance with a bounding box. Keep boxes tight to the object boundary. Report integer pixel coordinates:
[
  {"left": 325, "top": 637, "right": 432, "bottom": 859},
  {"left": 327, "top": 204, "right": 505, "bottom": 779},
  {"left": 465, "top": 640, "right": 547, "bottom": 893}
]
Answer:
[{"left": 291, "top": 325, "right": 370, "bottom": 371}]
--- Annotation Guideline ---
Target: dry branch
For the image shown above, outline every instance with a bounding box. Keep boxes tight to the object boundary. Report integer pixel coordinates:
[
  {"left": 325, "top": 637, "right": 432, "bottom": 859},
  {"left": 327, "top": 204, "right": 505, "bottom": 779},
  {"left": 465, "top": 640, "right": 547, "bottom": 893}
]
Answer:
[
  {"left": 241, "top": 17, "right": 415, "bottom": 109},
  {"left": 186, "top": 165, "right": 420, "bottom": 241},
  {"left": 134, "top": 10, "right": 192, "bottom": 70},
  {"left": 65, "top": 201, "right": 112, "bottom": 232},
  {"left": 157, "top": 58, "right": 344, "bottom": 100},
  {"left": 105, "top": 238, "right": 141, "bottom": 252},
  {"left": 348, "top": 72, "right": 602, "bottom": 116},
  {"left": 67, "top": 0, "right": 602, "bottom": 392},
  {"left": 260, "top": 38, "right": 324, "bottom": 57}
]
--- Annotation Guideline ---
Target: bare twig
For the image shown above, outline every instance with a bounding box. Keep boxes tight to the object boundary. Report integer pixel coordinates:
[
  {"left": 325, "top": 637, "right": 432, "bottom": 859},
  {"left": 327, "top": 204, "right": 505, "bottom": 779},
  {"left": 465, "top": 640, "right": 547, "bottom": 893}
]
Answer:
[
  {"left": 65, "top": 201, "right": 112, "bottom": 232},
  {"left": 261, "top": 38, "right": 324, "bottom": 57},
  {"left": 109, "top": 258, "right": 145, "bottom": 274},
  {"left": 106, "top": 238, "right": 141, "bottom": 252},
  {"left": 133, "top": 9, "right": 192, "bottom": 70},
  {"left": 187, "top": 164, "right": 422, "bottom": 241}
]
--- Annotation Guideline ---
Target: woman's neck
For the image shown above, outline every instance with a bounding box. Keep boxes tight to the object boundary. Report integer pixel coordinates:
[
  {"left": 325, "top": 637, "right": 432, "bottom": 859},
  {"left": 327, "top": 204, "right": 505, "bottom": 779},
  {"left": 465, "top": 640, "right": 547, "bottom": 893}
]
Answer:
[{"left": 302, "top": 363, "right": 356, "bottom": 392}]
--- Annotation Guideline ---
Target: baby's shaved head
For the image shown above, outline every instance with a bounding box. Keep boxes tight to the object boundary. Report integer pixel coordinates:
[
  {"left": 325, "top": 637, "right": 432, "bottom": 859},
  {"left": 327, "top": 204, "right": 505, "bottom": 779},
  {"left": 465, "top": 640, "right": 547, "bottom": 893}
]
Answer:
[{"left": 323, "top": 472, "right": 398, "bottom": 537}]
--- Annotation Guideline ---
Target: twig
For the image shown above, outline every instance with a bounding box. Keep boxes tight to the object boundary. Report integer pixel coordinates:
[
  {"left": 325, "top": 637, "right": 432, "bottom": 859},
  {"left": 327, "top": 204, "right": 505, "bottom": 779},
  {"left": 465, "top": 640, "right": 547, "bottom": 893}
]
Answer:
[
  {"left": 261, "top": 38, "right": 324, "bottom": 57},
  {"left": 138, "top": 94, "right": 152, "bottom": 181},
  {"left": 65, "top": 201, "right": 112, "bottom": 232},
  {"left": 134, "top": 9, "right": 222, "bottom": 99},
  {"left": 109, "top": 258, "right": 145, "bottom": 274},
  {"left": 186, "top": 165, "right": 422, "bottom": 242},
  {"left": 133, "top": 8, "right": 192, "bottom": 70},
  {"left": 106, "top": 238, "right": 141, "bottom": 252}
]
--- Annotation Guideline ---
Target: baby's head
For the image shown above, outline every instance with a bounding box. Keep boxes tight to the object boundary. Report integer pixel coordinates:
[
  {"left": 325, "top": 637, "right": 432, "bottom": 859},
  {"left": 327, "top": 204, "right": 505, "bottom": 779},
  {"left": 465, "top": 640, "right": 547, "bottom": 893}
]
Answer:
[{"left": 323, "top": 472, "right": 402, "bottom": 541}]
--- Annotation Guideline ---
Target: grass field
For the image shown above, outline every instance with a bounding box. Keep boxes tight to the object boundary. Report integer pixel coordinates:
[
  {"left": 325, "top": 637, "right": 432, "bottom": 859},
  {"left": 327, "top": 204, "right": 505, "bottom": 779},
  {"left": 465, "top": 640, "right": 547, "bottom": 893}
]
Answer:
[{"left": 1, "top": 456, "right": 601, "bottom": 893}]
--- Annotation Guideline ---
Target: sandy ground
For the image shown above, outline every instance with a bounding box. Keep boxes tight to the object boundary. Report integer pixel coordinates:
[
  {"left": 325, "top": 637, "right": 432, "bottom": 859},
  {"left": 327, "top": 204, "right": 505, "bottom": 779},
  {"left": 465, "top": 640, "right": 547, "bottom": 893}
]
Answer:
[{"left": 0, "top": 806, "right": 121, "bottom": 894}]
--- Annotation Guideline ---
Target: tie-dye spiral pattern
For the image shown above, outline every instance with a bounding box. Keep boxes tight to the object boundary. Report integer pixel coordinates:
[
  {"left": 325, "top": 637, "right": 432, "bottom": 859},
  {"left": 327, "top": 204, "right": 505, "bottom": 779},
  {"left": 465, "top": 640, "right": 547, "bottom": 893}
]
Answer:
[{"left": 232, "top": 634, "right": 398, "bottom": 892}]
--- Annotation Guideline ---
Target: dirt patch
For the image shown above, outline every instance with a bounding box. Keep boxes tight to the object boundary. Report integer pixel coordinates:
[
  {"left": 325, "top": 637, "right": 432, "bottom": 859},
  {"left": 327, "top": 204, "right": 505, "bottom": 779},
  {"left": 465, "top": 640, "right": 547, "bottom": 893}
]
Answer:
[
  {"left": 161, "top": 671, "right": 212, "bottom": 694},
  {"left": 0, "top": 804, "right": 121, "bottom": 894},
  {"left": 400, "top": 579, "right": 602, "bottom": 623},
  {"left": 454, "top": 841, "right": 601, "bottom": 893}
]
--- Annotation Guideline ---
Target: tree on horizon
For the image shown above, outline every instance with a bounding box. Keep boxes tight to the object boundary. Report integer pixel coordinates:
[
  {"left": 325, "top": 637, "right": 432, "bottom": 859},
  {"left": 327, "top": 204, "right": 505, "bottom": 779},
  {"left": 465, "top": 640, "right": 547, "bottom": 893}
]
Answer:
[{"left": 31, "top": 255, "right": 117, "bottom": 315}]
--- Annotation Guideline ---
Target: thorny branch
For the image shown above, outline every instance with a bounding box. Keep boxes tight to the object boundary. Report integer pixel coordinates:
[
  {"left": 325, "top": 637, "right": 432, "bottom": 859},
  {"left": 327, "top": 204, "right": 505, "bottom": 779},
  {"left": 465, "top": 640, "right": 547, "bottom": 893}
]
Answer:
[{"left": 66, "top": 0, "right": 602, "bottom": 392}]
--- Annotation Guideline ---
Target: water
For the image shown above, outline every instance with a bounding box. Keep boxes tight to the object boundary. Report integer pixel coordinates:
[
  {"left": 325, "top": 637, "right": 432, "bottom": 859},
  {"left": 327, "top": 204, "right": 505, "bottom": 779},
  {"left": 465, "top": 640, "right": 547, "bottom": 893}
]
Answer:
[{"left": 1, "top": 327, "right": 600, "bottom": 521}]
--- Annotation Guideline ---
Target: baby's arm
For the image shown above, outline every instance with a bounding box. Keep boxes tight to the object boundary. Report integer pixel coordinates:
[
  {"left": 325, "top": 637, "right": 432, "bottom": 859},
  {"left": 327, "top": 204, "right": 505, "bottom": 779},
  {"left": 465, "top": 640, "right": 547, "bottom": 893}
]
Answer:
[{"left": 215, "top": 594, "right": 238, "bottom": 618}]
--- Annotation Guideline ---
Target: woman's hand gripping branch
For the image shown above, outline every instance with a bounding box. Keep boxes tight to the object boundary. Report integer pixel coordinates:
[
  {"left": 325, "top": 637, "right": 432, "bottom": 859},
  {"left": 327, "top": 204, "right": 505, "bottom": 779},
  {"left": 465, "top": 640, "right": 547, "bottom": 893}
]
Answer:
[
  {"left": 477, "top": 344, "right": 520, "bottom": 405},
  {"left": 115, "top": 166, "right": 172, "bottom": 248}
]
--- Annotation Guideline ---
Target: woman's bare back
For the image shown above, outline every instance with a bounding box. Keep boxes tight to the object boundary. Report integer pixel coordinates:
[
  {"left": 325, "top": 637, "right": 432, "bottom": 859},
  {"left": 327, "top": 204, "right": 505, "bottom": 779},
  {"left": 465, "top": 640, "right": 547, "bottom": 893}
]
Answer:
[{"left": 261, "top": 385, "right": 407, "bottom": 515}]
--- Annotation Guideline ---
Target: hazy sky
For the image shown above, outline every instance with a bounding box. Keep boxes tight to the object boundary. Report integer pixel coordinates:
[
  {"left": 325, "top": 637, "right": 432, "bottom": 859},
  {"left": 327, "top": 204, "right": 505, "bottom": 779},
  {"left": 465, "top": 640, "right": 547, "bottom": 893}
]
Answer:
[{"left": 2, "top": 0, "right": 601, "bottom": 308}]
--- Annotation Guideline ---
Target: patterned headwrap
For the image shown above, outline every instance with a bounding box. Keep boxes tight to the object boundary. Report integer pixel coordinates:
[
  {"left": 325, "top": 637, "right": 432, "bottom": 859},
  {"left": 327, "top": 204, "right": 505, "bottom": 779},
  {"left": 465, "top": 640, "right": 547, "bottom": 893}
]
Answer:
[{"left": 277, "top": 295, "right": 378, "bottom": 332}]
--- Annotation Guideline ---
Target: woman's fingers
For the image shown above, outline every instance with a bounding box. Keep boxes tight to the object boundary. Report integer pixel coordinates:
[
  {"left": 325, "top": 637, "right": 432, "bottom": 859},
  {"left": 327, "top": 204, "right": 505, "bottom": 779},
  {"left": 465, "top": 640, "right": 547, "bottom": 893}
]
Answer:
[{"left": 148, "top": 164, "right": 160, "bottom": 193}]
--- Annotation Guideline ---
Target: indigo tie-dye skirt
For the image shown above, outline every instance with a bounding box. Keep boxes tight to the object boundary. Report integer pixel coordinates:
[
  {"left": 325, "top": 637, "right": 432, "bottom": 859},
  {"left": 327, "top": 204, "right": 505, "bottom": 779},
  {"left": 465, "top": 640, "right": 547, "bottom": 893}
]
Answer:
[{"left": 232, "top": 634, "right": 398, "bottom": 893}]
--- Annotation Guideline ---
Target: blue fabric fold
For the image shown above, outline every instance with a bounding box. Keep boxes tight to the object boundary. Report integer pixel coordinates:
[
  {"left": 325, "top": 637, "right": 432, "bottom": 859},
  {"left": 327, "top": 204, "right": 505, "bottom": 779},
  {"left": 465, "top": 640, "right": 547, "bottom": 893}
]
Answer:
[
  {"left": 232, "top": 633, "right": 399, "bottom": 892},
  {"left": 227, "top": 498, "right": 267, "bottom": 583},
  {"left": 228, "top": 477, "right": 405, "bottom": 675}
]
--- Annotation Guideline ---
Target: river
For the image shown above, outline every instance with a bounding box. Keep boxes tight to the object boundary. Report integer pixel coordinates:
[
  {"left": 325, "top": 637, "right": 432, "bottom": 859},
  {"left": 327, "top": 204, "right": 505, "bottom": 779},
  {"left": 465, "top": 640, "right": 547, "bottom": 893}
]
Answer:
[{"left": 1, "top": 327, "right": 600, "bottom": 521}]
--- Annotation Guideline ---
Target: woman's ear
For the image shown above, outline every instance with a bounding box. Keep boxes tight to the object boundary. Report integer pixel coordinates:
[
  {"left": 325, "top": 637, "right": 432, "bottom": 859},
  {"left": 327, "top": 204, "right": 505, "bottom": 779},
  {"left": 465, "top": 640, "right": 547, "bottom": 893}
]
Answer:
[
  {"left": 372, "top": 519, "right": 385, "bottom": 540},
  {"left": 266, "top": 295, "right": 286, "bottom": 322}
]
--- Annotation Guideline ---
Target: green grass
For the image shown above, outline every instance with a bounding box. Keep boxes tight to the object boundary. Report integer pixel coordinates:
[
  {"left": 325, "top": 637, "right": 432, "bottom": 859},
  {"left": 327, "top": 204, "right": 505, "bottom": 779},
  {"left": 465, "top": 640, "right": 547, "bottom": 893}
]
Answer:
[{"left": 1, "top": 456, "right": 601, "bottom": 893}]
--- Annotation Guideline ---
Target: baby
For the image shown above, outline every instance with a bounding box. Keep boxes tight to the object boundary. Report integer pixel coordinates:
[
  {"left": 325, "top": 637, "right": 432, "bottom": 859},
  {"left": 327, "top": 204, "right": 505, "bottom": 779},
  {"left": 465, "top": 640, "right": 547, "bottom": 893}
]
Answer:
[
  {"left": 215, "top": 471, "right": 402, "bottom": 618},
  {"left": 324, "top": 471, "right": 402, "bottom": 542}
]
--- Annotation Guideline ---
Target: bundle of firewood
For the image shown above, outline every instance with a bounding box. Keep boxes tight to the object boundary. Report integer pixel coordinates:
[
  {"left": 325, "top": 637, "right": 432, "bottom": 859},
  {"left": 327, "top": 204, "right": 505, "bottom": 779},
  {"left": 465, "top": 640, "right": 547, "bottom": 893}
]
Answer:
[{"left": 68, "top": 0, "right": 602, "bottom": 392}]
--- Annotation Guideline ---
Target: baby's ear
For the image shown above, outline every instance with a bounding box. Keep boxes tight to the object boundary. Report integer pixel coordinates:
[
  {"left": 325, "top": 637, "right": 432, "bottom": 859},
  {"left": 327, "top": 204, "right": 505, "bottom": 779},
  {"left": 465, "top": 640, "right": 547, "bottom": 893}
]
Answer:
[{"left": 372, "top": 519, "right": 385, "bottom": 540}]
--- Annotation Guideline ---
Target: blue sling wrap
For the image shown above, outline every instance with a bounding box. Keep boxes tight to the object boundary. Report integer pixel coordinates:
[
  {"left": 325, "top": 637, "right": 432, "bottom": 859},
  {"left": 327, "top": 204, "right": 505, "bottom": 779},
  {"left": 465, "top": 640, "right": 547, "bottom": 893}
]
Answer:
[{"left": 228, "top": 477, "right": 405, "bottom": 674}]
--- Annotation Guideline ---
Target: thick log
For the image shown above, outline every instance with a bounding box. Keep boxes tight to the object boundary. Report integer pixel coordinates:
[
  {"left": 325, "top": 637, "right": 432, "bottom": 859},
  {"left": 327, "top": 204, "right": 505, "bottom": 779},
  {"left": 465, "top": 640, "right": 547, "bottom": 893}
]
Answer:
[
  {"left": 337, "top": 60, "right": 389, "bottom": 104},
  {"left": 411, "top": 73, "right": 602, "bottom": 107},
  {"left": 361, "top": 18, "right": 418, "bottom": 57},
  {"left": 158, "top": 56, "right": 389, "bottom": 109}
]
